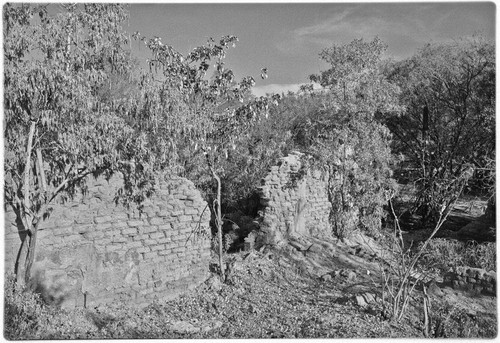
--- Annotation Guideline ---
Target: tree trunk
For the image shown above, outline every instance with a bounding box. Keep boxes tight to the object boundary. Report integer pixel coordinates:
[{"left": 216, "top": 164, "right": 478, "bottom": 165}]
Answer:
[
  {"left": 24, "top": 218, "right": 43, "bottom": 285},
  {"left": 210, "top": 167, "right": 225, "bottom": 281},
  {"left": 16, "top": 120, "right": 36, "bottom": 285},
  {"left": 15, "top": 237, "right": 29, "bottom": 286}
]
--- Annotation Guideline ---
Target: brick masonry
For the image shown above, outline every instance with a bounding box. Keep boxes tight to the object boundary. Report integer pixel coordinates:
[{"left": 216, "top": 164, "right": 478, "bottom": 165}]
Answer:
[
  {"left": 444, "top": 266, "right": 496, "bottom": 296},
  {"left": 4, "top": 173, "right": 211, "bottom": 308},
  {"left": 257, "top": 152, "right": 335, "bottom": 245}
]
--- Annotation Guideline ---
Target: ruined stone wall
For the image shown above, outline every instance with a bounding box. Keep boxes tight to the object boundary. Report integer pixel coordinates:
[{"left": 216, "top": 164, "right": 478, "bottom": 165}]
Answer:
[
  {"left": 257, "top": 152, "right": 334, "bottom": 245},
  {"left": 4, "top": 174, "right": 211, "bottom": 309},
  {"left": 444, "top": 266, "right": 496, "bottom": 296}
]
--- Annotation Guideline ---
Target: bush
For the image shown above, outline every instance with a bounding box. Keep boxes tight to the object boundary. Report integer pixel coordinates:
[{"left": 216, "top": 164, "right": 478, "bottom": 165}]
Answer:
[
  {"left": 4, "top": 275, "right": 47, "bottom": 340},
  {"left": 431, "top": 302, "right": 497, "bottom": 338},
  {"left": 291, "top": 103, "right": 397, "bottom": 238},
  {"left": 216, "top": 91, "right": 397, "bottom": 238},
  {"left": 418, "top": 238, "right": 496, "bottom": 273},
  {"left": 4, "top": 274, "right": 103, "bottom": 340}
]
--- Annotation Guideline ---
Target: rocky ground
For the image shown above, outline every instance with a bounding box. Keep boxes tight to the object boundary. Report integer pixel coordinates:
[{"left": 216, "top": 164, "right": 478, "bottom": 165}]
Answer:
[
  {"left": 40, "top": 228, "right": 495, "bottom": 339},
  {"left": 12, "top": 196, "right": 496, "bottom": 339}
]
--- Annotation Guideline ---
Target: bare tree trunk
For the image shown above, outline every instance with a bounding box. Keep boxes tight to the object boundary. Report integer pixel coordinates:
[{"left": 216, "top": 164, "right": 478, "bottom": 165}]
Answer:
[
  {"left": 24, "top": 217, "right": 44, "bottom": 285},
  {"left": 210, "top": 166, "right": 225, "bottom": 281},
  {"left": 15, "top": 238, "right": 29, "bottom": 286},
  {"left": 16, "top": 121, "right": 36, "bottom": 285}
]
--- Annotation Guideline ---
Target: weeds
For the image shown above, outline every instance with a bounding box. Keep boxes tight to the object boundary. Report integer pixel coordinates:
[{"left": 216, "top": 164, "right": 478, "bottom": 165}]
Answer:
[
  {"left": 430, "top": 302, "right": 497, "bottom": 338},
  {"left": 379, "top": 195, "right": 454, "bottom": 322},
  {"left": 4, "top": 274, "right": 46, "bottom": 340},
  {"left": 418, "top": 239, "right": 496, "bottom": 274}
]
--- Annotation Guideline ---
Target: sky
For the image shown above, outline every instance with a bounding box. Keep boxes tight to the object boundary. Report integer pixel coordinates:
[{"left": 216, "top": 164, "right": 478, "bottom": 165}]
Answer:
[{"left": 124, "top": 2, "right": 495, "bottom": 96}]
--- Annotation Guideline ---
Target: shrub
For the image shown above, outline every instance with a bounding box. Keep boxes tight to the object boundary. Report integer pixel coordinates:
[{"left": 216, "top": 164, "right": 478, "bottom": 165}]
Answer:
[
  {"left": 4, "top": 274, "right": 47, "bottom": 340},
  {"left": 431, "top": 302, "right": 497, "bottom": 338},
  {"left": 418, "top": 238, "right": 496, "bottom": 273}
]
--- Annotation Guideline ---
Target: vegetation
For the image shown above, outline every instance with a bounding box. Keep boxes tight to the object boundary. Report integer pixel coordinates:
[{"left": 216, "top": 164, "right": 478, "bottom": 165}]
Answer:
[
  {"left": 4, "top": 3, "right": 134, "bottom": 285},
  {"left": 4, "top": 4, "right": 271, "bottom": 283},
  {"left": 3, "top": 3, "right": 495, "bottom": 340},
  {"left": 384, "top": 36, "right": 495, "bottom": 223},
  {"left": 418, "top": 239, "right": 496, "bottom": 273}
]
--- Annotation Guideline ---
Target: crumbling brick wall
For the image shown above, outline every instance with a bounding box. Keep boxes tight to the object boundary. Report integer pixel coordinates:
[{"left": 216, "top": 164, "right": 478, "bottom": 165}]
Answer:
[
  {"left": 4, "top": 174, "right": 211, "bottom": 308},
  {"left": 257, "top": 152, "right": 334, "bottom": 245},
  {"left": 444, "top": 266, "right": 496, "bottom": 295}
]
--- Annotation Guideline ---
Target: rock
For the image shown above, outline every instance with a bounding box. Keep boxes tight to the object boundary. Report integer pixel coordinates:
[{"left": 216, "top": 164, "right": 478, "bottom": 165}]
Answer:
[
  {"left": 289, "top": 240, "right": 306, "bottom": 251},
  {"left": 308, "top": 243, "right": 322, "bottom": 253},
  {"left": 427, "top": 280, "right": 444, "bottom": 296},
  {"left": 205, "top": 275, "right": 222, "bottom": 292},
  {"left": 169, "top": 320, "right": 200, "bottom": 334},
  {"left": 362, "top": 292, "right": 376, "bottom": 304},
  {"left": 318, "top": 240, "right": 335, "bottom": 250},
  {"left": 321, "top": 274, "right": 332, "bottom": 282},
  {"left": 201, "top": 320, "right": 223, "bottom": 332},
  {"left": 346, "top": 270, "right": 357, "bottom": 282},
  {"left": 355, "top": 295, "right": 368, "bottom": 307}
]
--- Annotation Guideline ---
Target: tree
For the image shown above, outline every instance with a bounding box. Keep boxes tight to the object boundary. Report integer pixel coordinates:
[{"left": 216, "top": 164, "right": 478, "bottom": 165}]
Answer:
[
  {"left": 384, "top": 36, "right": 495, "bottom": 222},
  {"left": 303, "top": 37, "right": 400, "bottom": 238},
  {"left": 311, "top": 36, "right": 401, "bottom": 115},
  {"left": 129, "top": 32, "right": 275, "bottom": 280},
  {"left": 4, "top": 4, "right": 133, "bottom": 285}
]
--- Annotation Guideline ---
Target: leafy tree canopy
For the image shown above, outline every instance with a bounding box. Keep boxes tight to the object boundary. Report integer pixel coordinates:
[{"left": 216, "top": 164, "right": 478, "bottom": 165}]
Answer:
[{"left": 384, "top": 35, "right": 495, "bottom": 219}]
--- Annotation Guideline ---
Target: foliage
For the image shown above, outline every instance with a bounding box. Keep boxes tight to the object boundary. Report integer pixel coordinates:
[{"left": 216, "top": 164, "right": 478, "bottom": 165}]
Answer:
[
  {"left": 4, "top": 274, "right": 46, "bottom": 340},
  {"left": 430, "top": 302, "right": 496, "bottom": 338},
  {"left": 384, "top": 36, "right": 495, "bottom": 221},
  {"left": 379, "top": 196, "right": 455, "bottom": 322},
  {"left": 311, "top": 36, "right": 402, "bottom": 116},
  {"left": 417, "top": 238, "right": 496, "bottom": 273},
  {"left": 129, "top": 31, "right": 278, "bottom": 280},
  {"left": 303, "top": 37, "right": 401, "bottom": 238},
  {"left": 204, "top": 38, "right": 401, "bottom": 232},
  {"left": 3, "top": 3, "right": 134, "bottom": 284},
  {"left": 213, "top": 77, "right": 398, "bottom": 238},
  {"left": 4, "top": 3, "right": 275, "bottom": 283}
]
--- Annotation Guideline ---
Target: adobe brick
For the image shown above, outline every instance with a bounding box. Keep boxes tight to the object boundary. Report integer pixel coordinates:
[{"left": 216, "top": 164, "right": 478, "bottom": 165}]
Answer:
[
  {"left": 96, "top": 223, "right": 113, "bottom": 231},
  {"left": 137, "top": 246, "right": 151, "bottom": 254},
  {"left": 149, "top": 217, "right": 164, "bottom": 225},
  {"left": 143, "top": 251, "right": 158, "bottom": 259},
  {"left": 126, "top": 241, "right": 143, "bottom": 249},
  {"left": 121, "top": 227, "right": 138, "bottom": 236},
  {"left": 178, "top": 215, "right": 192, "bottom": 222},
  {"left": 149, "top": 232, "right": 163, "bottom": 240},
  {"left": 150, "top": 244, "right": 165, "bottom": 252},
  {"left": 139, "top": 226, "right": 157, "bottom": 235},
  {"left": 112, "top": 236, "right": 127, "bottom": 243},
  {"left": 127, "top": 220, "right": 145, "bottom": 227},
  {"left": 94, "top": 216, "right": 112, "bottom": 224},
  {"left": 53, "top": 226, "right": 74, "bottom": 236},
  {"left": 157, "top": 237, "right": 170, "bottom": 244}
]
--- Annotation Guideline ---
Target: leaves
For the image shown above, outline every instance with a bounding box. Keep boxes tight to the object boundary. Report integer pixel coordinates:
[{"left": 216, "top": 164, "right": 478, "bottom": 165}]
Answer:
[{"left": 384, "top": 35, "right": 495, "bottom": 218}]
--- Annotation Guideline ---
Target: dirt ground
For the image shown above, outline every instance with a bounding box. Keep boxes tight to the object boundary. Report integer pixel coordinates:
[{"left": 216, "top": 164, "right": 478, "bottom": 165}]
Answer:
[
  {"left": 18, "top": 195, "right": 496, "bottom": 339},
  {"left": 71, "top": 225, "right": 495, "bottom": 339}
]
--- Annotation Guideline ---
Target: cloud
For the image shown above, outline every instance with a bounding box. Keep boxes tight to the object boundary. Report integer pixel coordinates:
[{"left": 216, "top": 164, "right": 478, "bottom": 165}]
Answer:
[
  {"left": 252, "top": 83, "right": 322, "bottom": 97},
  {"left": 277, "top": 3, "right": 494, "bottom": 60}
]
